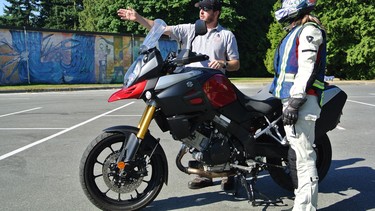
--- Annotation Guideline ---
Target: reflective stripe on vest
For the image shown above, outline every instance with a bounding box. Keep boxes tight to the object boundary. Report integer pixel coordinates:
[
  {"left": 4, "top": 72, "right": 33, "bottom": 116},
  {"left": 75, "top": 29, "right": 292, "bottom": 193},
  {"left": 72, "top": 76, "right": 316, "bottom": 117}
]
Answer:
[
  {"left": 274, "top": 26, "right": 302, "bottom": 98},
  {"left": 284, "top": 73, "right": 324, "bottom": 89}
]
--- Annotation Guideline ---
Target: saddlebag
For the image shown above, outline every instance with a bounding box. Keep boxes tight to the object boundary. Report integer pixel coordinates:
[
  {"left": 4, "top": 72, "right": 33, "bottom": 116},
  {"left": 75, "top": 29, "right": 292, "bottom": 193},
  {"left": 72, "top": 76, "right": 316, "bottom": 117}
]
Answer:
[{"left": 315, "top": 85, "right": 347, "bottom": 138}]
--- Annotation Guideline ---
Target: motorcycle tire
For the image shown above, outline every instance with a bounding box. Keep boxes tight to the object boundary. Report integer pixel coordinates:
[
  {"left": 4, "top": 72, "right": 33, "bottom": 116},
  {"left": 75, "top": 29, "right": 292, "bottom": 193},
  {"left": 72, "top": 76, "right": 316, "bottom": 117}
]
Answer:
[
  {"left": 266, "top": 133, "right": 332, "bottom": 192},
  {"left": 79, "top": 131, "right": 165, "bottom": 211}
]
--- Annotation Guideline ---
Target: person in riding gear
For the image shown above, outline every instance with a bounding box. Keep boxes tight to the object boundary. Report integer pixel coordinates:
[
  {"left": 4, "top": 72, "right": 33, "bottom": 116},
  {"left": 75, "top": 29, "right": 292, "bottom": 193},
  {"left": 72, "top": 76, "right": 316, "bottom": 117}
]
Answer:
[
  {"left": 269, "top": 0, "right": 326, "bottom": 210},
  {"left": 117, "top": 0, "right": 240, "bottom": 191}
]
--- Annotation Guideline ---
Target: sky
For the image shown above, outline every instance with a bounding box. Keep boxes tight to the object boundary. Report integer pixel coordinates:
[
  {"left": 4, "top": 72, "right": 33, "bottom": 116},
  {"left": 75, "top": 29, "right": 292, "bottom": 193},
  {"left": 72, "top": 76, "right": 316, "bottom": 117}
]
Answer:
[{"left": 0, "top": 0, "right": 8, "bottom": 16}]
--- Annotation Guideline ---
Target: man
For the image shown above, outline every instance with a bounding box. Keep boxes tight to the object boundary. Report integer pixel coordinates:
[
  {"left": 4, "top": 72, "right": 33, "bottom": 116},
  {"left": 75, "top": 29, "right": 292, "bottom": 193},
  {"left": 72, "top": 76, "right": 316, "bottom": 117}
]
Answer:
[
  {"left": 270, "top": 0, "right": 326, "bottom": 210},
  {"left": 117, "top": 0, "right": 240, "bottom": 191},
  {"left": 117, "top": 0, "right": 239, "bottom": 72}
]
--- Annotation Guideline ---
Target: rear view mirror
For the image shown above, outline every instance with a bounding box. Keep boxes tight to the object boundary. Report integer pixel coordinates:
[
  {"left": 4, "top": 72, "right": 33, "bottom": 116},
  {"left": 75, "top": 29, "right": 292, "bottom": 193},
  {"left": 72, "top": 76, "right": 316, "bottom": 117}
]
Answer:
[
  {"left": 194, "top": 19, "right": 207, "bottom": 36},
  {"left": 184, "top": 19, "right": 207, "bottom": 51}
]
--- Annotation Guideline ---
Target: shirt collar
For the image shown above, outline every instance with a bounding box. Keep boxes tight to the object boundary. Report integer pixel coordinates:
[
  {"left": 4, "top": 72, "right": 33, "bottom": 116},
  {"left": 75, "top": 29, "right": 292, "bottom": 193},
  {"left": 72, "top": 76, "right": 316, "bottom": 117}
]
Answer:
[{"left": 208, "top": 23, "right": 223, "bottom": 33}]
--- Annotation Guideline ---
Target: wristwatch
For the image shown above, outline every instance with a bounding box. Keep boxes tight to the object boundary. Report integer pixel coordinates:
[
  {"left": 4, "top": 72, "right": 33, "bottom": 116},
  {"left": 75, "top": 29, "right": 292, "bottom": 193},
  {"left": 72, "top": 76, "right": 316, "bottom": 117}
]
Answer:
[{"left": 222, "top": 61, "right": 228, "bottom": 69}]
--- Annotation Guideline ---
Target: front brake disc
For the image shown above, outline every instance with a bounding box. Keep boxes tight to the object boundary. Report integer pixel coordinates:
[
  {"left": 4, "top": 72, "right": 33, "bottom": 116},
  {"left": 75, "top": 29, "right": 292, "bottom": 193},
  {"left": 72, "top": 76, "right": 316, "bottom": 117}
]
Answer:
[{"left": 102, "top": 152, "right": 143, "bottom": 193}]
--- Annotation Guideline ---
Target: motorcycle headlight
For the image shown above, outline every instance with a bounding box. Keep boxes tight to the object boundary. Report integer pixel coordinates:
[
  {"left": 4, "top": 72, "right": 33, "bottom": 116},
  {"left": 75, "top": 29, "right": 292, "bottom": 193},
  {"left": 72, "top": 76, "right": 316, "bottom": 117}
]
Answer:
[{"left": 124, "top": 56, "right": 143, "bottom": 87}]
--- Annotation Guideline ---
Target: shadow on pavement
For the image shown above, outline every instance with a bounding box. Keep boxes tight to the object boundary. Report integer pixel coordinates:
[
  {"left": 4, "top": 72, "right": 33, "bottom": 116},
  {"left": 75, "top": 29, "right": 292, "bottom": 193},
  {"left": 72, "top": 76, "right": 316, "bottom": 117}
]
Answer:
[
  {"left": 144, "top": 158, "right": 375, "bottom": 210},
  {"left": 319, "top": 158, "right": 375, "bottom": 211},
  {"left": 145, "top": 175, "right": 293, "bottom": 210}
]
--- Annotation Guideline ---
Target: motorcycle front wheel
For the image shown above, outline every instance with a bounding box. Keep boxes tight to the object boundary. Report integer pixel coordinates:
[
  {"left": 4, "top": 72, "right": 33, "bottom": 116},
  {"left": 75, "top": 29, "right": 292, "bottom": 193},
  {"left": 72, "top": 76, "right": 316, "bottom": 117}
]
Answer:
[
  {"left": 79, "top": 132, "right": 165, "bottom": 211},
  {"left": 267, "top": 133, "right": 332, "bottom": 192}
]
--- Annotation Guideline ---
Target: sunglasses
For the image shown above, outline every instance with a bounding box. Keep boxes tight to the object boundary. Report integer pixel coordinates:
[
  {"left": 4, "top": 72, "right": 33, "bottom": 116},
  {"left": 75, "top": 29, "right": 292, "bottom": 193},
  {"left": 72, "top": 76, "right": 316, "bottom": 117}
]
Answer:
[{"left": 199, "top": 6, "right": 213, "bottom": 12}]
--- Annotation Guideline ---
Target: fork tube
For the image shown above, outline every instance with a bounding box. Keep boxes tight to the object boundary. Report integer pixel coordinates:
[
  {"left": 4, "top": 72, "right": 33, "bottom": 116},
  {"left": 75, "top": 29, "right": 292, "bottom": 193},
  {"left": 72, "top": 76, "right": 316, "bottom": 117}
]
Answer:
[
  {"left": 137, "top": 104, "right": 156, "bottom": 139},
  {"left": 137, "top": 106, "right": 149, "bottom": 128}
]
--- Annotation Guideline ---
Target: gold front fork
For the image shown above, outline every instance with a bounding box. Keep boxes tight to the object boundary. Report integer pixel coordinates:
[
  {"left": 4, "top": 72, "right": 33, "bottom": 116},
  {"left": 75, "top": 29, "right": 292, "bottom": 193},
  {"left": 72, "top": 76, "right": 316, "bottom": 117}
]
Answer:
[{"left": 137, "top": 103, "right": 156, "bottom": 139}]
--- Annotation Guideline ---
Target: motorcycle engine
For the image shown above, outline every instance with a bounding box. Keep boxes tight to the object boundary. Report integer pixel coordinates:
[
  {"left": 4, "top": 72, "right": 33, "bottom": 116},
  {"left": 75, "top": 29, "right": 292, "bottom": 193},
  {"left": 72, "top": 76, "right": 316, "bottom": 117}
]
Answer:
[{"left": 181, "top": 124, "right": 231, "bottom": 165}]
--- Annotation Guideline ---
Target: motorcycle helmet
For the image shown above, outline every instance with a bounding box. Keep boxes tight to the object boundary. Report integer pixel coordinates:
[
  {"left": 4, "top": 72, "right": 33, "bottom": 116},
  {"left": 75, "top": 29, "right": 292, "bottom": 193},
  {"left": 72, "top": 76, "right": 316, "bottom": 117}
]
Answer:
[{"left": 275, "top": 0, "right": 317, "bottom": 23}]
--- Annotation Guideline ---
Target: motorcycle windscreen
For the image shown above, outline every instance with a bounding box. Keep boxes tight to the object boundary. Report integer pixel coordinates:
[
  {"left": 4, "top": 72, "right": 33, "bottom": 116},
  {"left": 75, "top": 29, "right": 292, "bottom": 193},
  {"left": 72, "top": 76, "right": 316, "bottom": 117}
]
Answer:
[{"left": 203, "top": 74, "right": 237, "bottom": 108}]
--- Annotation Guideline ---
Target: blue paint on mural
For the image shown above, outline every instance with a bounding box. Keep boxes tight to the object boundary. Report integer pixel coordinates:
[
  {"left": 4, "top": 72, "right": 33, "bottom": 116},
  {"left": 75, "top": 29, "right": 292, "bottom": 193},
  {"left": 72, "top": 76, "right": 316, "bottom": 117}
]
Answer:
[
  {"left": 27, "top": 30, "right": 64, "bottom": 84},
  {"left": 2, "top": 30, "right": 30, "bottom": 84},
  {"left": 158, "top": 39, "right": 178, "bottom": 60},
  {"left": 0, "top": 28, "right": 177, "bottom": 85},
  {"left": 63, "top": 34, "right": 96, "bottom": 84}
]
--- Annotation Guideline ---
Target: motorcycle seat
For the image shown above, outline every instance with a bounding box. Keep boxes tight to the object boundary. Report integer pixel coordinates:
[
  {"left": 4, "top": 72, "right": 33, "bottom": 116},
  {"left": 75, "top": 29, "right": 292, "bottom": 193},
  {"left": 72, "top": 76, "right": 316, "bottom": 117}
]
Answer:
[{"left": 233, "top": 84, "right": 282, "bottom": 115}]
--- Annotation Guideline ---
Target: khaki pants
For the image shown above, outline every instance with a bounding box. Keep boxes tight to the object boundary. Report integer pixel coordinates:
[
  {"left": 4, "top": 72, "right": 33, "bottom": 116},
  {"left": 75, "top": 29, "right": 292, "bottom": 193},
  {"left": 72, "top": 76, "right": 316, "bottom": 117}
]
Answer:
[{"left": 283, "top": 95, "right": 321, "bottom": 211}]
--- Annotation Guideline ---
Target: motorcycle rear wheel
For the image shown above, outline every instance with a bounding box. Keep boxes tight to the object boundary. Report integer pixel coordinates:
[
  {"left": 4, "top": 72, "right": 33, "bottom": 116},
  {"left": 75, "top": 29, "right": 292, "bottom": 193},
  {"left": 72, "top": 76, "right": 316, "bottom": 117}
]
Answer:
[
  {"left": 79, "top": 132, "right": 165, "bottom": 211},
  {"left": 267, "top": 133, "right": 332, "bottom": 192}
]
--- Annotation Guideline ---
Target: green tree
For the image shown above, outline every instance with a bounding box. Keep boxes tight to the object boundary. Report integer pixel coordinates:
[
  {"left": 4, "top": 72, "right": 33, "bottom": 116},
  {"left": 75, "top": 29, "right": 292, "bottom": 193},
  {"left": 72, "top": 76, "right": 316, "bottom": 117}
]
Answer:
[
  {"left": 79, "top": 0, "right": 194, "bottom": 33},
  {"left": 265, "top": 0, "right": 375, "bottom": 80},
  {"left": 36, "top": 0, "right": 83, "bottom": 30},
  {"left": 315, "top": 0, "right": 375, "bottom": 79},
  {"left": 230, "top": 0, "right": 275, "bottom": 77},
  {"left": 0, "top": 0, "right": 39, "bottom": 27},
  {"left": 79, "top": 0, "right": 243, "bottom": 34},
  {"left": 264, "top": 1, "right": 285, "bottom": 76}
]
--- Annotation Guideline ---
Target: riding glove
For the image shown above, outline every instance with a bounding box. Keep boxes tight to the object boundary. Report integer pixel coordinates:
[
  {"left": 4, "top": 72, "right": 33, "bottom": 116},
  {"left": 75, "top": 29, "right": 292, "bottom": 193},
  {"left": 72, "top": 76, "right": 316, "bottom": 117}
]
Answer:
[{"left": 283, "top": 97, "right": 307, "bottom": 125}]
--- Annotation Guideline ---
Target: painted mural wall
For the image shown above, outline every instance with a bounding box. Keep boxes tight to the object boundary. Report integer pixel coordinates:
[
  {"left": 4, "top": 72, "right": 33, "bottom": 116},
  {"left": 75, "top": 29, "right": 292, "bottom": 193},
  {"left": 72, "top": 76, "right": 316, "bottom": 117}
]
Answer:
[{"left": 0, "top": 27, "right": 177, "bottom": 85}]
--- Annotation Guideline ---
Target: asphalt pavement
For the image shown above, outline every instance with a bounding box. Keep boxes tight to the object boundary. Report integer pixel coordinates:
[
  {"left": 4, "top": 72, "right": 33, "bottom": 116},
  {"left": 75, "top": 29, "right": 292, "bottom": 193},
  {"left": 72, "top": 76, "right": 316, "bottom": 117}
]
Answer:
[{"left": 0, "top": 82, "right": 374, "bottom": 211}]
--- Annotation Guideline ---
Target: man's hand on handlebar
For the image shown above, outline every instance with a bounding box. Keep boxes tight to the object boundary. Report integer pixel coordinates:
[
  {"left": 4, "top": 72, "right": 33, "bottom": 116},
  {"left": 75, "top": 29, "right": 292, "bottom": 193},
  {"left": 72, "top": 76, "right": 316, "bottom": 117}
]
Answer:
[{"left": 208, "top": 60, "right": 226, "bottom": 70}]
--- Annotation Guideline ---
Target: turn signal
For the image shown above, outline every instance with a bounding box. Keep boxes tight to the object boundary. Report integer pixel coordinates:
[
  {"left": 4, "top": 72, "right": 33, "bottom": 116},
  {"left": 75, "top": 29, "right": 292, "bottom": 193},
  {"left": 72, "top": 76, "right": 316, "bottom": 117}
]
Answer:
[{"left": 117, "top": 161, "right": 126, "bottom": 170}]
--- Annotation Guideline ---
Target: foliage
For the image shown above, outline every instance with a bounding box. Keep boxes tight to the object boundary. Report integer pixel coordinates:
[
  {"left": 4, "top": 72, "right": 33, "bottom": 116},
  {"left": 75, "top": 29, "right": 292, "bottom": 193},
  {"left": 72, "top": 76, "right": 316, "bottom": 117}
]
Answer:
[
  {"left": 0, "top": 0, "right": 39, "bottom": 27},
  {"left": 315, "top": 0, "right": 375, "bottom": 80},
  {"left": 264, "top": 0, "right": 375, "bottom": 80},
  {"left": 79, "top": 0, "right": 191, "bottom": 33},
  {"left": 230, "top": 0, "right": 275, "bottom": 77},
  {"left": 78, "top": 0, "right": 243, "bottom": 34},
  {"left": 35, "top": 0, "right": 83, "bottom": 30},
  {"left": 264, "top": 1, "right": 285, "bottom": 76}
]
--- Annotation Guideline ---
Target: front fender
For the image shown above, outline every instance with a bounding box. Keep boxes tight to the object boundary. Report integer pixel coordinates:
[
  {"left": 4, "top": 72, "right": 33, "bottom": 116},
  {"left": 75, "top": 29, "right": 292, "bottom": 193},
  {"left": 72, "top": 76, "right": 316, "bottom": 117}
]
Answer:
[{"left": 103, "top": 125, "right": 169, "bottom": 185}]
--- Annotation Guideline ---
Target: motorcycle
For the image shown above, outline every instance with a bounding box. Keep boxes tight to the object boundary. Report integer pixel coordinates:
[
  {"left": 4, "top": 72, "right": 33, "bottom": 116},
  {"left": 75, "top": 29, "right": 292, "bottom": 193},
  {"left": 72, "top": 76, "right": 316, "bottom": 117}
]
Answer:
[{"left": 79, "top": 19, "right": 347, "bottom": 210}]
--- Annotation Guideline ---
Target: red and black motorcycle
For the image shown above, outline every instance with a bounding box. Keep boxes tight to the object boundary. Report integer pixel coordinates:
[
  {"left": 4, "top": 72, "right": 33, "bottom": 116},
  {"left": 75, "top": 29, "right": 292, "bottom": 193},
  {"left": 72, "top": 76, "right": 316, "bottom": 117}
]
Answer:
[{"left": 79, "top": 19, "right": 347, "bottom": 210}]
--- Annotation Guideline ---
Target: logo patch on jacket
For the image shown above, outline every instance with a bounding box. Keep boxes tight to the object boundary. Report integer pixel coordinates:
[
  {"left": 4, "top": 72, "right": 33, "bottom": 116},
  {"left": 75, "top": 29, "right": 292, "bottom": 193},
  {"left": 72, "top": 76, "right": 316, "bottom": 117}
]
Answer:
[{"left": 306, "top": 36, "right": 314, "bottom": 43}]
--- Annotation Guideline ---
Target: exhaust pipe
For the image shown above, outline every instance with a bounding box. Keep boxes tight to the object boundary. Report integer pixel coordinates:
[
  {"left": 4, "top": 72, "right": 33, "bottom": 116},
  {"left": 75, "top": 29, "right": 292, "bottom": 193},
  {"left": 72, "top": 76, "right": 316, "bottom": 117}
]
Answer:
[
  {"left": 176, "top": 144, "right": 234, "bottom": 179},
  {"left": 186, "top": 168, "right": 234, "bottom": 178}
]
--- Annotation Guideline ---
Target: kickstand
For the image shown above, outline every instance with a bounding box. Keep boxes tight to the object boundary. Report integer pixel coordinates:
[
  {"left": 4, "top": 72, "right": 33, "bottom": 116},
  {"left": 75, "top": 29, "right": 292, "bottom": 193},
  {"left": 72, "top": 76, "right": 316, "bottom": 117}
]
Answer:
[{"left": 239, "top": 174, "right": 284, "bottom": 207}]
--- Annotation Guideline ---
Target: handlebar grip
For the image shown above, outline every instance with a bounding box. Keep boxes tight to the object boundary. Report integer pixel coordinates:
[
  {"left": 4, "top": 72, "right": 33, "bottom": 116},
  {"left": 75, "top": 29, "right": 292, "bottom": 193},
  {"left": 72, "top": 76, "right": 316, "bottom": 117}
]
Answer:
[
  {"left": 173, "top": 50, "right": 209, "bottom": 66},
  {"left": 190, "top": 54, "right": 209, "bottom": 63}
]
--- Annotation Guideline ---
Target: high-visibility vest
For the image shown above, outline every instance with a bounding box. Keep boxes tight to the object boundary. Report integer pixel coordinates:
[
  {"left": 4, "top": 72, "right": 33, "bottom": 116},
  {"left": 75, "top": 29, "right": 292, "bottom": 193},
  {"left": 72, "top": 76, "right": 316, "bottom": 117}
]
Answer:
[{"left": 270, "top": 22, "right": 326, "bottom": 104}]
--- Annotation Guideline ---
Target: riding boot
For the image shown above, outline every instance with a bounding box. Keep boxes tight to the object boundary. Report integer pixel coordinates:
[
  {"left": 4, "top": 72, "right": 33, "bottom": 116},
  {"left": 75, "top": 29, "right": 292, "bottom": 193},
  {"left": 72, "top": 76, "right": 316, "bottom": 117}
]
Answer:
[{"left": 188, "top": 176, "right": 213, "bottom": 189}]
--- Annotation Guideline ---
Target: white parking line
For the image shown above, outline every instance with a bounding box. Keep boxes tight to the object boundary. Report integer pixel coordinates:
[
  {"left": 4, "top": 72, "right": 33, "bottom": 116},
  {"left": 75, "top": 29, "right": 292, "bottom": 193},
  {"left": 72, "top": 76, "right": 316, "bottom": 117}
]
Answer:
[
  {"left": 0, "top": 102, "right": 135, "bottom": 161},
  {"left": 347, "top": 99, "right": 375, "bottom": 107},
  {"left": 0, "top": 107, "right": 42, "bottom": 118}
]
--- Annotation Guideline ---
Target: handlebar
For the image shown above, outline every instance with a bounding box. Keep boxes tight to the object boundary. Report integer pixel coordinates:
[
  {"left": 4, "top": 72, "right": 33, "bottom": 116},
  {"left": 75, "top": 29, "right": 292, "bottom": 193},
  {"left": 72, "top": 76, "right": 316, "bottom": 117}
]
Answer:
[
  {"left": 163, "top": 50, "right": 209, "bottom": 73},
  {"left": 189, "top": 54, "right": 209, "bottom": 64},
  {"left": 172, "top": 49, "right": 209, "bottom": 66}
]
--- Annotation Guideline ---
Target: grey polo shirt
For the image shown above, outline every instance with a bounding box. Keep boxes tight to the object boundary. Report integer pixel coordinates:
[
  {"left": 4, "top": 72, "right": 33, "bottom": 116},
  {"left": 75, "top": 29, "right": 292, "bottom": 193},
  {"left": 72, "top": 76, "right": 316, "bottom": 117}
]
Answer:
[{"left": 170, "top": 23, "right": 239, "bottom": 72}]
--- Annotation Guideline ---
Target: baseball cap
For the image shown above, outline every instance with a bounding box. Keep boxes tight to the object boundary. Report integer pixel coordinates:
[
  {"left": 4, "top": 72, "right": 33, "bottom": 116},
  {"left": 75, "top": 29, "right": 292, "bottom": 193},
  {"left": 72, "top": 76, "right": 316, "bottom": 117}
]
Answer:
[{"left": 195, "top": 0, "right": 222, "bottom": 11}]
